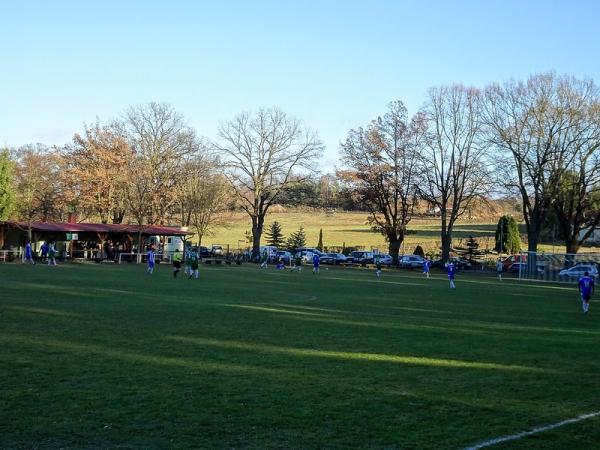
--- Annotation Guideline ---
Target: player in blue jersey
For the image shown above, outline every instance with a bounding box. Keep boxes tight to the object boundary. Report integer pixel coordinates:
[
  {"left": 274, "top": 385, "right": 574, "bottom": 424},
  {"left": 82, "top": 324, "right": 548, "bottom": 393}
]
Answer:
[
  {"left": 23, "top": 241, "right": 35, "bottom": 265},
  {"left": 578, "top": 271, "right": 594, "bottom": 314},
  {"left": 312, "top": 253, "right": 320, "bottom": 274},
  {"left": 146, "top": 246, "right": 156, "bottom": 275},
  {"left": 423, "top": 257, "right": 431, "bottom": 278},
  {"left": 446, "top": 261, "right": 456, "bottom": 289}
]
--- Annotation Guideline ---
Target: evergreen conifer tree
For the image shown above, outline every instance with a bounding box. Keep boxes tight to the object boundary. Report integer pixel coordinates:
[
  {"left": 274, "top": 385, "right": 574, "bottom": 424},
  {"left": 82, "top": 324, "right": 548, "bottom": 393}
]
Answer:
[
  {"left": 495, "top": 215, "right": 521, "bottom": 254},
  {"left": 287, "top": 226, "right": 307, "bottom": 251},
  {"left": 265, "top": 221, "right": 285, "bottom": 247}
]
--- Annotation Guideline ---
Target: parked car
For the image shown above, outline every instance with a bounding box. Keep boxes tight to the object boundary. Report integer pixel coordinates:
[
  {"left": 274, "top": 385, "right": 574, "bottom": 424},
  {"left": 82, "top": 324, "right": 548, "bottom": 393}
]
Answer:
[
  {"left": 507, "top": 262, "right": 544, "bottom": 275},
  {"left": 318, "top": 253, "right": 335, "bottom": 264},
  {"left": 375, "top": 254, "right": 393, "bottom": 266},
  {"left": 274, "top": 250, "right": 292, "bottom": 264},
  {"left": 296, "top": 249, "right": 324, "bottom": 264},
  {"left": 431, "top": 257, "right": 472, "bottom": 270},
  {"left": 400, "top": 255, "right": 425, "bottom": 269},
  {"left": 198, "top": 246, "right": 211, "bottom": 258},
  {"left": 507, "top": 262, "right": 526, "bottom": 273},
  {"left": 325, "top": 253, "right": 347, "bottom": 265},
  {"left": 211, "top": 245, "right": 224, "bottom": 256},
  {"left": 502, "top": 254, "right": 526, "bottom": 271},
  {"left": 347, "top": 251, "right": 374, "bottom": 264},
  {"left": 559, "top": 264, "right": 599, "bottom": 278}
]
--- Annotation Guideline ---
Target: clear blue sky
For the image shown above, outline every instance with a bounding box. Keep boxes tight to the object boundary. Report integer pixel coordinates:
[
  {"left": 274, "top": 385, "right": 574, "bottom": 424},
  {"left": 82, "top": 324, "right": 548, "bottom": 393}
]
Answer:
[{"left": 1, "top": 0, "right": 599, "bottom": 169}]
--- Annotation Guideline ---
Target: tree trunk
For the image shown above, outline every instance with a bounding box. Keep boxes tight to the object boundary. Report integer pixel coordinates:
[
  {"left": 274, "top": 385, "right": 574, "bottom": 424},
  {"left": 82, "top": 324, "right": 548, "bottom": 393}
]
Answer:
[
  {"left": 527, "top": 230, "right": 538, "bottom": 253},
  {"left": 526, "top": 230, "right": 539, "bottom": 277},
  {"left": 565, "top": 236, "right": 580, "bottom": 255},
  {"left": 440, "top": 212, "right": 451, "bottom": 262},
  {"left": 441, "top": 232, "right": 452, "bottom": 262},
  {"left": 387, "top": 234, "right": 402, "bottom": 265},
  {"left": 251, "top": 214, "right": 265, "bottom": 258}
]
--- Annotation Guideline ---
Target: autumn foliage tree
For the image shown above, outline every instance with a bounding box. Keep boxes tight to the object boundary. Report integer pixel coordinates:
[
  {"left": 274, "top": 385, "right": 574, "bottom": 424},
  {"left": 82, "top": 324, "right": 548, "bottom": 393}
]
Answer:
[
  {"left": 64, "top": 122, "right": 133, "bottom": 223},
  {"left": 340, "top": 101, "right": 423, "bottom": 264}
]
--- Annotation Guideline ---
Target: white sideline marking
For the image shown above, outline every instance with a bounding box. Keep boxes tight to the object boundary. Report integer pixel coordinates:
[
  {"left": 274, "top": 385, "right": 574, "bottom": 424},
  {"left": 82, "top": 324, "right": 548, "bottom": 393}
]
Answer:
[{"left": 464, "top": 410, "right": 600, "bottom": 449}]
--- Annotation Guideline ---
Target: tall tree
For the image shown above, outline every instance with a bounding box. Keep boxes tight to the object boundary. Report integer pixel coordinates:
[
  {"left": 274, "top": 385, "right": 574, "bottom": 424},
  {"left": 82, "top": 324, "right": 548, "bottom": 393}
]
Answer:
[
  {"left": 339, "top": 101, "right": 423, "bottom": 264},
  {"left": 0, "top": 149, "right": 14, "bottom": 220},
  {"left": 494, "top": 215, "right": 521, "bottom": 254},
  {"left": 549, "top": 79, "right": 600, "bottom": 253},
  {"left": 125, "top": 156, "right": 153, "bottom": 251},
  {"left": 64, "top": 122, "right": 133, "bottom": 223},
  {"left": 483, "top": 72, "right": 575, "bottom": 254},
  {"left": 316, "top": 228, "right": 323, "bottom": 251},
  {"left": 122, "top": 102, "right": 200, "bottom": 225},
  {"left": 177, "top": 159, "right": 230, "bottom": 246},
  {"left": 0, "top": 149, "right": 14, "bottom": 249},
  {"left": 12, "top": 145, "right": 67, "bottom": 234},
  {"left": 287, "top": 226, "right": 306, "bottom": 251},
  {"left": 418, "top": 85, "right": 489, "bottom": 262},
  {"left": 265, "top": 221, "right": 285, "bottom": 247},
  {"left": 215, "top": 108, "right": 323, "bottom": 257}
]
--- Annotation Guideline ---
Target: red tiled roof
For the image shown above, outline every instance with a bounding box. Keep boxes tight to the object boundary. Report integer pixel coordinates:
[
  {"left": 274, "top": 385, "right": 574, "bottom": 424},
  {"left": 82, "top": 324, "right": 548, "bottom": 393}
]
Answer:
[{"left": 0, "top": 221, "right": 191, "bottom": 236}]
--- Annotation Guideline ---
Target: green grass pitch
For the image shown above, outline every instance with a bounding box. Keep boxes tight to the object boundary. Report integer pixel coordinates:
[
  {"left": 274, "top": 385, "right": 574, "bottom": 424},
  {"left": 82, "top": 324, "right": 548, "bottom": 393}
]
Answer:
[{"left": 1, "top": 262, "right": 599, "bottom": 449}]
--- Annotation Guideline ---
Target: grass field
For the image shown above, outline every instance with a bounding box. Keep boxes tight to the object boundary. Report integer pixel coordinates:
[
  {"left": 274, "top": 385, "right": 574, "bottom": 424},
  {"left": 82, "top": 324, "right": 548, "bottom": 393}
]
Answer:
[{"left": 2, "top": 262, "right": 600, "bottom": 449}]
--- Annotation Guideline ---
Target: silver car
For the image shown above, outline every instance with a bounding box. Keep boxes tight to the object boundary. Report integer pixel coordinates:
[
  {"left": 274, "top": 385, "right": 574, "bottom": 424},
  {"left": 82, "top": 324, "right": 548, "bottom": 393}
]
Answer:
[{"left": 558, "top": 264, "right": 598, "bottom": 278}]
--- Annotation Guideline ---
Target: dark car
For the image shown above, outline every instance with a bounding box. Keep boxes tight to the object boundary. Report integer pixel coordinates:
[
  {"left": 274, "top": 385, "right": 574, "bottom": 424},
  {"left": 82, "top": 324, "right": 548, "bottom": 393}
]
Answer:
[
  {"left": 431, "top": 257, "right": 472, "bottom": 270},
  {"left": 399, "top": 255, "right": 425, "bottom": 269},
  {"left": 198, "top": 246, "right": 211, "bottom": 258},
  {"left": 324, "top": 253, "right": 347, "bottom": 265},
  {"left": 347, "top": 251, "right": 375, "bottom": 264},
  {"left": 509, "top": 262, "right": 545, "bottom": 275},
  {"left": 316, "top": 253, "right": 334, "bottom": 264}
]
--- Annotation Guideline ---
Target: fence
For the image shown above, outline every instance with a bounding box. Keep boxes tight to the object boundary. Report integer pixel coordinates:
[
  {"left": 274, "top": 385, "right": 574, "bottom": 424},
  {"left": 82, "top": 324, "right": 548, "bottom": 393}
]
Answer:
[
  {"left": 517, "top": 251, "right": 600, "bottom": 284},
  {"left": 0, "top": 250, "right": 18, "bottom": 262}
]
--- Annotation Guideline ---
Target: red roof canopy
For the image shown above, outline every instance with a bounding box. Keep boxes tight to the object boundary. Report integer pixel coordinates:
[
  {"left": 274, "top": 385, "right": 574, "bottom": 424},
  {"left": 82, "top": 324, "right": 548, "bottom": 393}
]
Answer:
[{"left": 0, "top": 221, "right": 190, "bottom": 236}]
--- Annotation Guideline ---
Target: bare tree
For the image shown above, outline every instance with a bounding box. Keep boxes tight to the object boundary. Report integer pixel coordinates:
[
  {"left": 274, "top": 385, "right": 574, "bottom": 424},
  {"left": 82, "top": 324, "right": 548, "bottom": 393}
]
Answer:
[
  {"left": 550, "top": 78, "right": 600, "bottom": 253},
  {"left": 215, "top": 108, "right": 323, "bottom": 257},
  {"left": 339, "top": 101, "right": 423, "bottom": 264},
  {"left": 177, "top": 158, "right": 231, "bottom": 246},
  {"left": 125, "top": 155, "right": 153, "bottom": 252},
  {"left": 418, "top": 85, "right": 489, "bottom": 262},
  {"left": 122, "top": 102, "right": 200, "bottom": 225},
  {"left": 483, "top": 72, "right": 581, "bottom": 254}
]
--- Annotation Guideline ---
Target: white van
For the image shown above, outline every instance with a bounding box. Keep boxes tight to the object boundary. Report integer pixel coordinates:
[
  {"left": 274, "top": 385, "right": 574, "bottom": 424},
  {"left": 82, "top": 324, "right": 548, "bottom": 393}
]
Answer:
[
  {"left": 259, "top": 246, "right": 278, "bottom": 260},
  {"left": 149, "top": 235, "right": 184, "bottom": 257}
]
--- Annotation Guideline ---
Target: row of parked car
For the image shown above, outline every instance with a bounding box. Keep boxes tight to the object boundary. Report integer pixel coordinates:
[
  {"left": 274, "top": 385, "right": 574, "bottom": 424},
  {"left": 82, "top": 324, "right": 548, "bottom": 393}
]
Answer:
[{"left": 260, "top": 246, "right": 475, "bottom": 269}]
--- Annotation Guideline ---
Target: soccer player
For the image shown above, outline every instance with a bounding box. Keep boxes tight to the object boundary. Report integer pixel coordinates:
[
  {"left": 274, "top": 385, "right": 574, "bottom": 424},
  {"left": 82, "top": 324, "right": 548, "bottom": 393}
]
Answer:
[
  {"left": 496, "top": 258, "right": 504, "bottom": 280},
  {"left": 578, "top": 271, "right": 594, "bottom": 314},
  {"left": 446, "top": 261, "right": 456, "bottom": 289},
  {"left": 188, "top": 250, "right": 199, "bottom": 279},
  {"left": 47, "top": 242, "right": 57, "bottom": 266},
  {"left": 312, "top": 252, "right": 320, "bottom": 274},
  {"left": 184, "top": 247, "right": 192, "bottom": 276},
  {"left": 292, "top": 253, "right": 302, "bottom": 272},
  {"left": 146, "top": 246, "right": 155, "bottom": 275},
  {"left": 423, "top": 257, "right": 431, "bottom": 278},
  {"left": 172, "top": 249, "right": 182, "bottom": 278},
  {"left": 375, "top": 258, "right": 382, "bottom": 278},
  {"left": 260, "top": 251, "right": 268, "bottom": 269},
  {"left": 23, "top": 241, "right": 35, "bottom": 265},
  {"left": 40, "top": 242, "right": 49, "bottom": 262}
]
